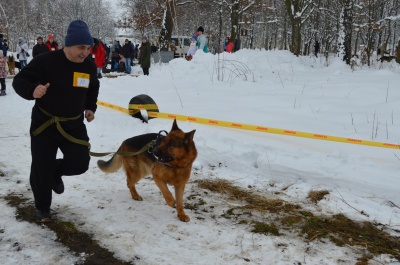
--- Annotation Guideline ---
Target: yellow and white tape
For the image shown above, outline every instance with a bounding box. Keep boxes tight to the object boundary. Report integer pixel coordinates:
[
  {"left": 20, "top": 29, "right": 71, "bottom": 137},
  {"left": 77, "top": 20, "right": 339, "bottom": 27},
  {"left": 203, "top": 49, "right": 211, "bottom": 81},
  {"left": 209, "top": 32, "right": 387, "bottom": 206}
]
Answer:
[{"left": 97, "top": 100, "right": 400, "bottom": 150}]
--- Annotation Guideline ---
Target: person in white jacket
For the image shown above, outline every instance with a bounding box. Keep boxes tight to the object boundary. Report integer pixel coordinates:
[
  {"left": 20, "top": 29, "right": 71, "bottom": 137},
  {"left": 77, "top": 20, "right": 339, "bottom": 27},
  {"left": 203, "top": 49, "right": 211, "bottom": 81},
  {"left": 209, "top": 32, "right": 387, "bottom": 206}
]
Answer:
[
  {"left": 16, "top": 37, "right": 29, "bottom": 70},
  {"left": 186, "top": 34, "right": 198, "bottom": 60}
]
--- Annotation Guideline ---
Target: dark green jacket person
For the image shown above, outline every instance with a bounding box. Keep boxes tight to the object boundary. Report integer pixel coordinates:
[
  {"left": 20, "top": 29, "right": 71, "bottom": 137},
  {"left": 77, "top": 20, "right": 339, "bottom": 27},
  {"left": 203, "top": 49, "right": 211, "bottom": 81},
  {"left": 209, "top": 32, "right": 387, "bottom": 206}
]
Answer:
[{"left": 139, "top": 36, "right": 151, "bottom": 75}]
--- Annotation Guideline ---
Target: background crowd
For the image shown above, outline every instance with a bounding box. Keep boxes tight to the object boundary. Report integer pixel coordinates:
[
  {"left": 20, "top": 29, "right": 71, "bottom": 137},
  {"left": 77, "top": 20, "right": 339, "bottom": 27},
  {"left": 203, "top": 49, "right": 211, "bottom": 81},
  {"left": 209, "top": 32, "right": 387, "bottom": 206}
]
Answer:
[{"left": 0, "top": 23, "right": 245, "bottom": 95}]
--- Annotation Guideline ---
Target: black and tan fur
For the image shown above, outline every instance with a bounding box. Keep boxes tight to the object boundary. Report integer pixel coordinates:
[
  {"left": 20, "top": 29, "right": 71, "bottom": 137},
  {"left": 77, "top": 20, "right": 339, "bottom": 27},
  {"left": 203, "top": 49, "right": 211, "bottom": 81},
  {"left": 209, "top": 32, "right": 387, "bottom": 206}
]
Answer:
[{"left": 97, "top": 120, "right": 197, "bottom": 222}]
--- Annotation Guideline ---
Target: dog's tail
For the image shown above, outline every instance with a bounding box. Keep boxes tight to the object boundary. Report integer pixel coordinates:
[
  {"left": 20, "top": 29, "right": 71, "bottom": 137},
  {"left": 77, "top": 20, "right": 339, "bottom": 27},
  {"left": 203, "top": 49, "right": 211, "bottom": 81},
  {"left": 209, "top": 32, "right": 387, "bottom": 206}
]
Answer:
[{"left": 97, "top": 154, "right": 123, "bottom": 173}]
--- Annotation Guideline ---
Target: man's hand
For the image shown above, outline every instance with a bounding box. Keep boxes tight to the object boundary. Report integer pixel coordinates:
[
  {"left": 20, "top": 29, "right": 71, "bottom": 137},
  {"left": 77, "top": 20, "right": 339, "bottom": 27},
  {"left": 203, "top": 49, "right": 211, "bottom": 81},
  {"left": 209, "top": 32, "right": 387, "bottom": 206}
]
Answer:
[
  {"left": 33, "top": 83, "right": 50, "bottom": 98},
  {"left": 85, "top": 110, "right": 95, "bottom": 122}
]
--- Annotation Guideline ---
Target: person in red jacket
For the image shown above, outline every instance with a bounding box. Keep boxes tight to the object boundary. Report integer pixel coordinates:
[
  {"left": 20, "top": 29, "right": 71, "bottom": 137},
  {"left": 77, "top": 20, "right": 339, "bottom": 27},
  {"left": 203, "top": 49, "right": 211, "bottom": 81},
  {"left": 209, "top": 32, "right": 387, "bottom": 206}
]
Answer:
[
  {"left": 90, "top": 38, "right": 106, "bottom": 78},
  {"left": 45, "top": 34, "right": 59, "bottom": 51},
  {"left": 226, "top": 40, "right": 234, "bottom": 53}
]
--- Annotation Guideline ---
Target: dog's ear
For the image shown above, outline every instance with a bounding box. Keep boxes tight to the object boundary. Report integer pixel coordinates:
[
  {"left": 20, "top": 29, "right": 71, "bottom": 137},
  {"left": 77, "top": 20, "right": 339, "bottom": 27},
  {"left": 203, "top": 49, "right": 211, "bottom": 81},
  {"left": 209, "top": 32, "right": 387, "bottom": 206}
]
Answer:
[
  {"left": 171, "top": 119, "right": 179, "bottom": 131},
  {"left": 185, "top": 130, "right": 196, "bottom": 142}
]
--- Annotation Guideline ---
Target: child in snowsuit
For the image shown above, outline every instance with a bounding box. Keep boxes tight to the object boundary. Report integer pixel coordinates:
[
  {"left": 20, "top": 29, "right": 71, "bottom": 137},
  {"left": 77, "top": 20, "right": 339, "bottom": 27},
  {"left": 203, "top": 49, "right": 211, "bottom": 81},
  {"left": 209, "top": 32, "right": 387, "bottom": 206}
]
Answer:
[{"left": 186, "top": 34, "right": 198, "bottom": 60}]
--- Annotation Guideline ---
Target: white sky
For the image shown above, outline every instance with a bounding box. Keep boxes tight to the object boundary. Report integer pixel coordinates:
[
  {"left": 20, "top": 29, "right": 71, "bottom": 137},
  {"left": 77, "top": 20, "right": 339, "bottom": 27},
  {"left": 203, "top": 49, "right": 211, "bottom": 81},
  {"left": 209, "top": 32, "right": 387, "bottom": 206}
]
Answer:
[
  {"left": 1, "top": 49, "right": 399, "bottom": 265},
  {"left": 107, "top": 0, "right": 124, "bottom": 18}
]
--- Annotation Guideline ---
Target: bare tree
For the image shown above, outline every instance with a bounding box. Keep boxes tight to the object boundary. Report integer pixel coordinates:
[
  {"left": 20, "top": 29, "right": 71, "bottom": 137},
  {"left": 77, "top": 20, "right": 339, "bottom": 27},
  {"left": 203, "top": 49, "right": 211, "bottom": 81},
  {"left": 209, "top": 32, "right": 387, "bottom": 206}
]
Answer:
[
  {"left": 2, "top": 0, "right": 400, "bottom": 66},
  {"left": 341, "top": 0, "right": 354, "bottom": 64},
  {"left": 284, "top": 0, "right": 316, "bottom": 56}
]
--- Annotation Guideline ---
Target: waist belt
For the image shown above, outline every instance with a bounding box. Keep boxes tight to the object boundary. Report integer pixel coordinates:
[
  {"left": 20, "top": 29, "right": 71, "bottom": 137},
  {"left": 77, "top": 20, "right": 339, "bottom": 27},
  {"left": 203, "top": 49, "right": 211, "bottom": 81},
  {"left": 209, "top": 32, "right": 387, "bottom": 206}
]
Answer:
[
  {"left": 32, "top": 107, "right": 90, "bottom": 148},
  {"left": 32, "top": 107, "right": 156, "bottom": 157}
]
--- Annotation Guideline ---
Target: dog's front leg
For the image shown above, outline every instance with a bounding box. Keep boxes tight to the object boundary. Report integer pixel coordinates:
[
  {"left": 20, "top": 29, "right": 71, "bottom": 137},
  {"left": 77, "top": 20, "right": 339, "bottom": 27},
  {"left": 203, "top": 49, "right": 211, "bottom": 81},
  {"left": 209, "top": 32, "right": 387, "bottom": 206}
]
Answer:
[
  {"left": 175, "top": 184, "right": 190, "bottom": 222},
  {"left": 153, "top": 177, "right": 175, "bottom": 207}
]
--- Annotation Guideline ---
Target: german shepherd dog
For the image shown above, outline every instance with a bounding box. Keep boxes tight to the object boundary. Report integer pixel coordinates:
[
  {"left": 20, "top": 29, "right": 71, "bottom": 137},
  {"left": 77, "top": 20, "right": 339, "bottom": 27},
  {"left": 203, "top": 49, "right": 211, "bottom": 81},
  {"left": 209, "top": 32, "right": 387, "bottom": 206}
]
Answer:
[
  {"left": 7, "top": 55, "right": 15, "bottom": 75},
  {"left": 97, "top": 120, "right": 197, "bottom": 222},
  {"left": 378, "top": 55, "right": 397, "bottom": 63}
]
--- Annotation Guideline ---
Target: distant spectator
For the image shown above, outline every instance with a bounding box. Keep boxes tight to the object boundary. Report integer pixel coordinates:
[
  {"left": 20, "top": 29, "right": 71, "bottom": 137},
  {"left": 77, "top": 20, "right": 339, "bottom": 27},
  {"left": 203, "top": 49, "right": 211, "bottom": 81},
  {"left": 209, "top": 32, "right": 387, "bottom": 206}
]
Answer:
[
  {"left": 135, "top": 44, "right": 139, "bottom": 59},
  {"left": 224, "top": 36, "right": 230, "bottom": 51},
  {"left": 226, "top": 41, "right": 234, "bottom": 53},
  {"left": 45, "top": 34, "right": 59, "bottom": 51},
  {"left": 128, "top": 40, "right": 135, "bottom": 64},
  {"left": 3, "top": 39, "right": 9, "bottom": 52},
  {"left": 197, "top": 26, "right": 209, "bottom": 53},
  {"left": 139, "top": 36, "right": 151, "bottom": 76},
  {"left": 90, "top": 38, "right": 106, "bottom": 78},
  {"left": 103, "top": 41, "right": 110, "bottom": 63},
  {"left": 110, "top": 40, "right": 121, "bottom": 69},
  {"left": 151, "top": 41, "right": 158, "bottom": 53},
  {"left": 186, "top": 34, "right": 198, "bottom": 59},
  {"left": 170, "top": 40, "right": 177, "bottom": 57},
  {"left": 314, "top": 40, "right": 320, "bottom": 58},
  {"left": 16, "top": 37, "right": 29, "bottom": 69},
  {"left": 0, "top": 34, "right": 7, "bottom": 56},
  {"left": 120, "top": 39, "right": 135, "bottom": 74},
  {"left": 234, "top": 37, "right": 241, "bottom": 52},
  {"left": 33, "top": 36, "right": 50, "bottom": 57},
  {"left": 0, "top": 50, "right": 7, "bottom": 96}
]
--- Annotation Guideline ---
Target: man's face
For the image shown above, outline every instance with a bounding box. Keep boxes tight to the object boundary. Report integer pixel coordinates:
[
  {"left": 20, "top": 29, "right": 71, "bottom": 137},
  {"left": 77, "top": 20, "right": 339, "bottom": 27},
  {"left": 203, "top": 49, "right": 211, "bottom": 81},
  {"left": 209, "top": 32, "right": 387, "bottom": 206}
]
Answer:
[
  {"left": 64, "top": 45, "right": 92, "bottom": 63},
  {"left": 38, "top": 39, "right": 43, "bottom": 44}
]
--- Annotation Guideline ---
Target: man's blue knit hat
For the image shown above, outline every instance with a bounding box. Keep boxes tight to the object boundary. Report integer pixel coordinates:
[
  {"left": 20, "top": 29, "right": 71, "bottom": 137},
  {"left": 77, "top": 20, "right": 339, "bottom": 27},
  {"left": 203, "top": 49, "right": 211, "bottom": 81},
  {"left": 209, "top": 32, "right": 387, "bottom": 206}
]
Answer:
[{"left": 65, "top": 20, "right": 93, "bottom": 47}]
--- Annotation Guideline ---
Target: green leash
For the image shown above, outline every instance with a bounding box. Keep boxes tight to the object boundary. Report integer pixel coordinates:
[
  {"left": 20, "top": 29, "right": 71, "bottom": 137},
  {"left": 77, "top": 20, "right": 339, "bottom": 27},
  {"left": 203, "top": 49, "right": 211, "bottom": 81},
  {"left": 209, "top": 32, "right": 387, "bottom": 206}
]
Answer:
[
  {"left": 89, "top": 140, "right": 156, "bottom": 157},
  {"left": 32, "top": 107, "right": 156, "bottom": 157}
]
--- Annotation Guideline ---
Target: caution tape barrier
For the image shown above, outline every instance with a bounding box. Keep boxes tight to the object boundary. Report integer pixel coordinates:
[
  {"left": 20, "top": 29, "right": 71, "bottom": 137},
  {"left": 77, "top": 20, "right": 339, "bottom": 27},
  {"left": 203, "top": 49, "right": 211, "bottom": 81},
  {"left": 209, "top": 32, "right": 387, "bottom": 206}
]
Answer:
[{"left": 97, "top": 100, "right": 400, "bottom": 150}]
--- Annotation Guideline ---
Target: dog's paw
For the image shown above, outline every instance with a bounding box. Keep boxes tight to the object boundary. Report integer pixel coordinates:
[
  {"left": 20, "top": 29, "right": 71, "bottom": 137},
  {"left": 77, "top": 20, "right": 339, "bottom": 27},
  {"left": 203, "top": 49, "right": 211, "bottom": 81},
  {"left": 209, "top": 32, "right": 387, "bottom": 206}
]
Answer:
[
  {"left": 178, "top": 214, "right": 190, "bottom": 222},
  {"left": 132, "top": 195, "right": 143, "bottom": 201},
  {"left": 165, "top": 198, "right": 176, "bottom": 207}
]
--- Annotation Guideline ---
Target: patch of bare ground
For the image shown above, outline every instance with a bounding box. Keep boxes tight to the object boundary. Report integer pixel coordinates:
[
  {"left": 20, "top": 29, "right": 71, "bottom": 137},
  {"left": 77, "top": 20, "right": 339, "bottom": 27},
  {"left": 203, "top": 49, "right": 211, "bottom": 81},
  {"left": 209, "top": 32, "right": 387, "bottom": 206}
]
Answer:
[
  {"left": 192, "top": 178, "right": 400, "bottom": 264},
  {"left": 3, "top": 194, "right": 134, "bottom": 265}
]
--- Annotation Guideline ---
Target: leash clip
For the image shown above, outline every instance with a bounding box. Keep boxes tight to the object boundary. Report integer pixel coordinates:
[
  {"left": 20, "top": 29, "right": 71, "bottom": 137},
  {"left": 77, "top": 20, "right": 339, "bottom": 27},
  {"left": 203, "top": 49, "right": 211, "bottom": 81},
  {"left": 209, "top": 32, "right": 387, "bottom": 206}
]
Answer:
[{"left": 148, "top": 130, "right": 168, "bottom": 154}]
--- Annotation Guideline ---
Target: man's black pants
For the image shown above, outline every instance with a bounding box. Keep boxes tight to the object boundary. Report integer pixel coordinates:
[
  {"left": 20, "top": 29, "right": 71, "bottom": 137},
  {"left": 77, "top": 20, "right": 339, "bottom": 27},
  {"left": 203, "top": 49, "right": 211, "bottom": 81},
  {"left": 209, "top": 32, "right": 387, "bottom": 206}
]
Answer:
[{"left": 30, "top": 122, "right": 90, "bottom": 212}]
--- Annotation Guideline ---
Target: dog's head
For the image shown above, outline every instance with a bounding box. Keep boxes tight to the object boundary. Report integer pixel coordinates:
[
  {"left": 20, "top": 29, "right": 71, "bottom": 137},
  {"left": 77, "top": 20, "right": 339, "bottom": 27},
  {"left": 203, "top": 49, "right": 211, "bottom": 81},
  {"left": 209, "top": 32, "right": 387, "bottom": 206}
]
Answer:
[{"left": 153, "top": 119, "right": 197, "bottom": 168}]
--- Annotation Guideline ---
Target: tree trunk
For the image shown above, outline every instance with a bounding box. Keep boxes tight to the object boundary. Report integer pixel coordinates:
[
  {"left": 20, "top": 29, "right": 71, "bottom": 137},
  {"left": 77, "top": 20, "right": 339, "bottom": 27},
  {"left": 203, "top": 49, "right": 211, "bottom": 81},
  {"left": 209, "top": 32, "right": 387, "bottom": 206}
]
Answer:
[
  {"left": 230, "top": 1, "right": 240, "bottom": 45},
  {"left": 397, "top": 40, "right": 400, "bottom": 63},
  {"left": 285, "top": 0, "right": 302, "bottom": 56},
  {"left": 342, "top": 0, "right": 353, "bottom": 64},
  {"left": 164, "top": 0, "right": 176, "bottom": 43},
  {"left": 291, "top": 19, "right": 302, "bottom": 56}
]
